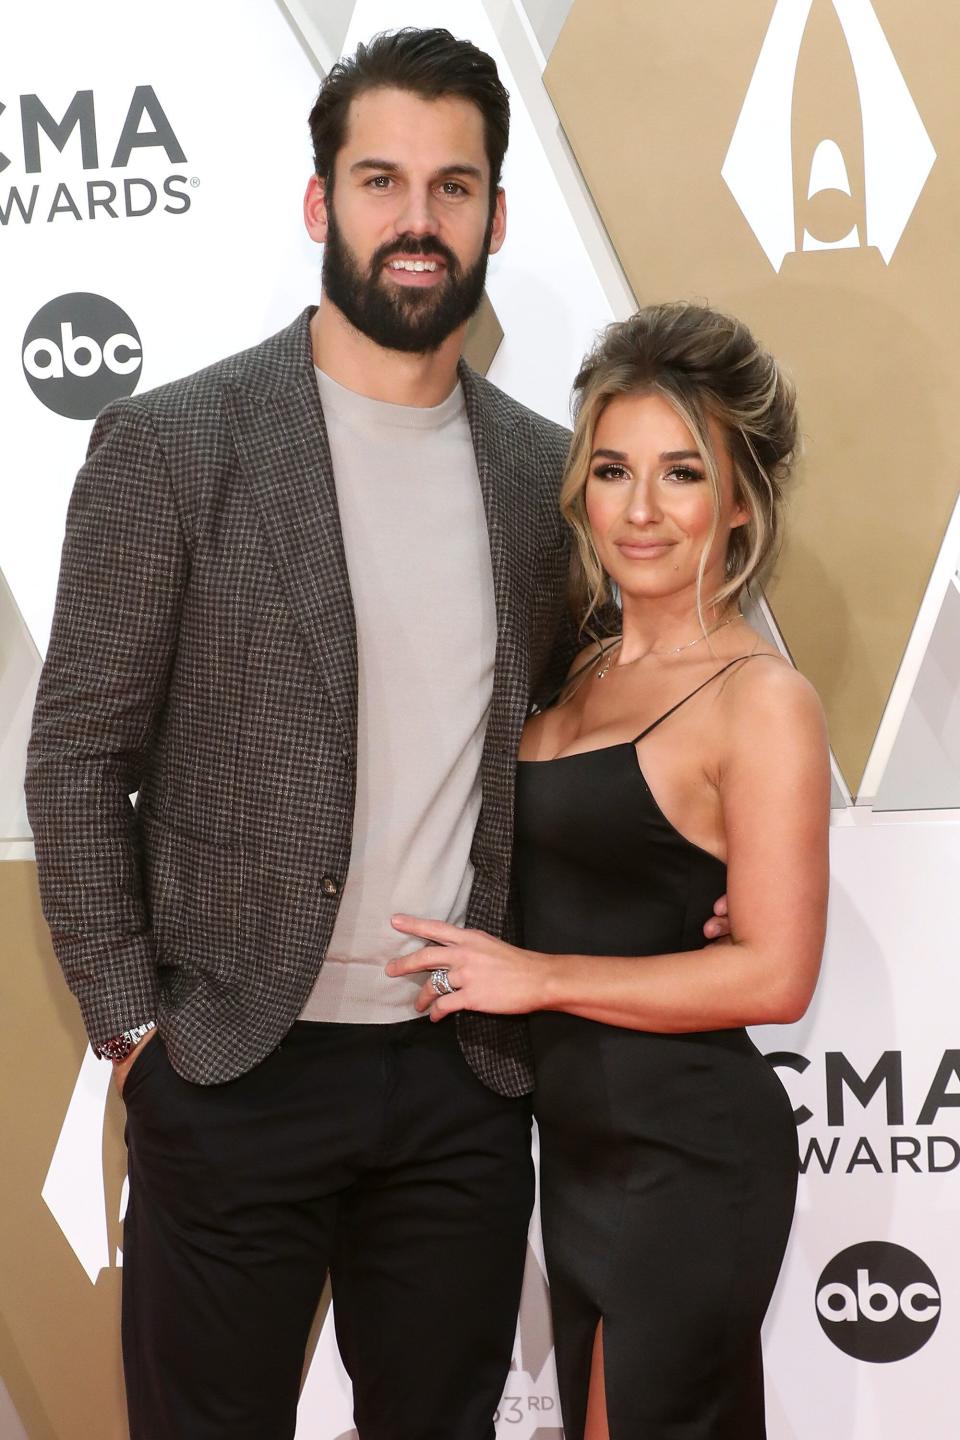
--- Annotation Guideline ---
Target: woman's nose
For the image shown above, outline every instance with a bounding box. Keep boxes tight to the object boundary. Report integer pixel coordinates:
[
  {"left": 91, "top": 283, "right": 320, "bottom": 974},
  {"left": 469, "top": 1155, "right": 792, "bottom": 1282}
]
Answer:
[{"left": 625, "top": 478, "right": 662, "bottom": 524}]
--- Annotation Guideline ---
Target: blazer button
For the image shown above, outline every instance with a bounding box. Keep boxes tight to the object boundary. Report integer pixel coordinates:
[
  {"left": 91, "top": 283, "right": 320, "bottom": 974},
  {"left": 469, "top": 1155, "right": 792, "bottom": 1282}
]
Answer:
[{"left": 321, "top": 876, "right": 340, "bottom": 897}]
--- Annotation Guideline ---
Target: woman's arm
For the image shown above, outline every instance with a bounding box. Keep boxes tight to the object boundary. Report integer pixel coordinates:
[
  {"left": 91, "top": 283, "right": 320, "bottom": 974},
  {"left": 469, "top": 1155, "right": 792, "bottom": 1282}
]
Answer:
[
  {"left": 543, "top": 664, "right": 829, "bottom": 1029},
  {"left": 389, "top": 664, "right": 830, "bottom": 1031}
]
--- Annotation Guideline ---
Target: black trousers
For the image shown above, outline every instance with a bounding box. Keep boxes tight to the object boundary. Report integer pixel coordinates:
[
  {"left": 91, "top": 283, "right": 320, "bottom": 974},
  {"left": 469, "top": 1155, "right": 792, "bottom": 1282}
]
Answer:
[{"left": 121, "top": 1018, "right": 534, "bottom": 1440}]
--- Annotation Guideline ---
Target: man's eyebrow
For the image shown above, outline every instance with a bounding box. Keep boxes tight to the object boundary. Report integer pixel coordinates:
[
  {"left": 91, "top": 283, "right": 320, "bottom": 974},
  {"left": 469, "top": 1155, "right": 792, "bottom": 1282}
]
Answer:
[
  {"left": 350, "top": 158, "right": 401, "bottom": 174},
  {"left": 348, "top": 159, "right": 485, "bottom": 182},
  {"left": 434, "top": 163, "right": 484, "bottom": 181}
]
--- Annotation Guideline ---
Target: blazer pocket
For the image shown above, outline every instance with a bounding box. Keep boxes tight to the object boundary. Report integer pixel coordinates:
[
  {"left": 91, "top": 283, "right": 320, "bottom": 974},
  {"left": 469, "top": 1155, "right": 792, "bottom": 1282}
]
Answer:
[
  {"left": 142, "top": 815, "right": 242, "bottom": 983},
  {"left": 120, "top": 1031, "right": 165, "bottom": 1104}
]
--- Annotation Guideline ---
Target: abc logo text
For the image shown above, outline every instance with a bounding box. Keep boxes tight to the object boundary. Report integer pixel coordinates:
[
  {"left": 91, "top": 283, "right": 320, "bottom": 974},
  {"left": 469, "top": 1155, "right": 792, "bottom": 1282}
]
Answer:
[{"left": 22, "top": 294, "right": 142, "bottom": 420}]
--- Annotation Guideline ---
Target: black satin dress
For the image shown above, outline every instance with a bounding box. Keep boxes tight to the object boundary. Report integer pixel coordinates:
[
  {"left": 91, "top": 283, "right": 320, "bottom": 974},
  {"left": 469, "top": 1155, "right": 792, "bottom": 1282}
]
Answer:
[{"left": 513, "top": 660, "right": 798, "bottom": 1439}]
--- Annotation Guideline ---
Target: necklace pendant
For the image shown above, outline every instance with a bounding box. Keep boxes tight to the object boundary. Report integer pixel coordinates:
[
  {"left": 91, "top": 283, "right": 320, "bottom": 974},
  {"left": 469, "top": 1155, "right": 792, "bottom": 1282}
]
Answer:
[{"left": 596, "top": 647, "right": 619, "bottom": 680}]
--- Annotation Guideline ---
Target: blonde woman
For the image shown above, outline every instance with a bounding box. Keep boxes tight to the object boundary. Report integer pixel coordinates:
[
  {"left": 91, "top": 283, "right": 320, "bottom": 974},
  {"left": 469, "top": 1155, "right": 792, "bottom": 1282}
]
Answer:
[{"left": 389, "top": 303, "right": 830, "bottom": 1439}]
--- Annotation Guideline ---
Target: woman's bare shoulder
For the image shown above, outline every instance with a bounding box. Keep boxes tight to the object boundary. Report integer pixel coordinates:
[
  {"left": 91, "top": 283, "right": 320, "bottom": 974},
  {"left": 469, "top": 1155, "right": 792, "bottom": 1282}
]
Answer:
[{"left": 721, "top": 643, "right": 827, "bottom": 748}]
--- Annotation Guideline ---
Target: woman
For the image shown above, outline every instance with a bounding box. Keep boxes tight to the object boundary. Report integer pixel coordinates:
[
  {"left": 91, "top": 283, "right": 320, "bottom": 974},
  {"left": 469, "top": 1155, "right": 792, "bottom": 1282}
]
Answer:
[{"left": 389, "top": 303, "right": 830, "bottom": 1438}]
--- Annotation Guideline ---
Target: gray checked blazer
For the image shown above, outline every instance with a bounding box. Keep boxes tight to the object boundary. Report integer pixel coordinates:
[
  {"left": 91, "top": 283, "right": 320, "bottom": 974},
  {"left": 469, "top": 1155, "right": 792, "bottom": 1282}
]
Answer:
[{"left": 25, "top": 307, "right": 576, "bottom": 1097}]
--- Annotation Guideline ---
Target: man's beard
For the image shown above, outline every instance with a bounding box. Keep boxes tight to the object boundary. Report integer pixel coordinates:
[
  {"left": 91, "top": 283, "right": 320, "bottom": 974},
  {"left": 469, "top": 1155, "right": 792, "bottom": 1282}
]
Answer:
[{"left": 321, "top": 198, "right": 492, "bottom": 355}]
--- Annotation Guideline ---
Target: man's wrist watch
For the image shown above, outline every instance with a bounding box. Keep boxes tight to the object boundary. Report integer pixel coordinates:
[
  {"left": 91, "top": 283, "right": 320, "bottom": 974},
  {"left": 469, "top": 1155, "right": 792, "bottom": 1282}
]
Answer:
[{"left": 97, "top": 1021, "right": 157, "bottom": 1063}]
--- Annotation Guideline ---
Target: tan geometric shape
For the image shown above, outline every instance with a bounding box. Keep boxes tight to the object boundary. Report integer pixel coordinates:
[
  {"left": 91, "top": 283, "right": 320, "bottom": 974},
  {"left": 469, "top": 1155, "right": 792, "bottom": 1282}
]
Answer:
[
  {"left": 0, "top": 863, "right": 128, "bottom": 1438},
  {"left": 463, "top": 291, "right": 504, "bottom": 376},
  {"left": 547, "top": 0, "right": 959, "bottom": 794},
  {"left": 0, "top": 567, "right": 42, "bottom": 842},
  {"left": 0, "top": 1379, "right": 29, "bottom": 1440}
]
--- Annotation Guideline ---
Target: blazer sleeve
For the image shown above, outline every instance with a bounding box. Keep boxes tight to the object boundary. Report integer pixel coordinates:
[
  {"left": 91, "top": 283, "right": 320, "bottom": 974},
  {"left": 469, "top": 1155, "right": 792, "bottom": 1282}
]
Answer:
[{"left": 25, "top": 399, "right": 190, "bottom": 1049}]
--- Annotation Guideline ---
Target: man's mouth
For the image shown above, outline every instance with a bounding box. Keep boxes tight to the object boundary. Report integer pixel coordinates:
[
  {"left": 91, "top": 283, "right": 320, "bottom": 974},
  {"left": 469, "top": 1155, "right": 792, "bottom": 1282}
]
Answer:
[
  {"left": 382, "top": 254, "right": 449, "bottom": 290},
  {"left": 386, "top": 259, "right": 442, "bottom": 273}
]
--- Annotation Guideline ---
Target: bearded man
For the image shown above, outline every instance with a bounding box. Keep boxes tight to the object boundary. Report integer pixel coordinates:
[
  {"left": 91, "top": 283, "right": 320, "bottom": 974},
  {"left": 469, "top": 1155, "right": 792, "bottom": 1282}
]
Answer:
[{"left": 26, "top": 28, "right": 572, "bottom": 1440}]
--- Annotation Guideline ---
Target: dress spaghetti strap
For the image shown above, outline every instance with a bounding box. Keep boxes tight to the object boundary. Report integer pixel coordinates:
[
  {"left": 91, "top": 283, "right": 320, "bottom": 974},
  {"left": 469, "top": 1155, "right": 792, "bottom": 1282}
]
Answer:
[{"left": 632, "top": 653, "right": 777, "bottom": 744}]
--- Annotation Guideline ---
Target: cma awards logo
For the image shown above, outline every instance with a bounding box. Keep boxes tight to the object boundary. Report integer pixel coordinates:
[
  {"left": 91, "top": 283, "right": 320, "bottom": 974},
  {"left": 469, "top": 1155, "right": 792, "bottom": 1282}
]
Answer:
[
  {"left": 0, "top": 86, "right": 193, "bottom": 226},
  {"left": 722, "top": 0, "right": 936, "bottom": 270},
  {"left": 816, "top": 1242, "right": 941, "bottom": 1362},
  {"left": 22, "top": 293, "right": 142, "bottom": 420},
  {"left": 769, "top": 1048, "right": 960, "bottom": 1175}
]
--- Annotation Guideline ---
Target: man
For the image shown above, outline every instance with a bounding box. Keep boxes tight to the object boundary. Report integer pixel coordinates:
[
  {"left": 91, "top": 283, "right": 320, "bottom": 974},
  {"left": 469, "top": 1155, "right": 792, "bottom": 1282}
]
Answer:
[
  {"left": 27, "top": 29, "right": 567, "bottom": 1439},
  {"left": 27, "top": 27, "right": 727, "bottom": 1440}
]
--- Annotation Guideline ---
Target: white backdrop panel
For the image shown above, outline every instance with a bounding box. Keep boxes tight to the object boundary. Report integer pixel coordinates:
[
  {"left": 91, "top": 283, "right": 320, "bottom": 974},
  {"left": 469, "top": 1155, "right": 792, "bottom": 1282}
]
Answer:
[
  {"left": 2, "top": 0, "right": 321, "bottom": 656},
  {"left": 759, "top": 816, "right": 959, "bottom": 1437}
]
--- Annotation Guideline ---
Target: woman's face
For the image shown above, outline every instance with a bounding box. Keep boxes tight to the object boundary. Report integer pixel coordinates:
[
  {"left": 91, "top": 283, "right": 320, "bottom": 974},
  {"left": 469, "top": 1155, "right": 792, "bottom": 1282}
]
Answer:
[{"left": 584, "top": 390, "right": 747, "bottom": 607}]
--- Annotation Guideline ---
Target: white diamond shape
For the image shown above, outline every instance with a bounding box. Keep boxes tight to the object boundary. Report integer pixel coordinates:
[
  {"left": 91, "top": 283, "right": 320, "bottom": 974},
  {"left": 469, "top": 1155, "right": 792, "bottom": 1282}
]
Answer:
[{"left": 41, "top": 1048, "right": 113, "bottom": 1283}]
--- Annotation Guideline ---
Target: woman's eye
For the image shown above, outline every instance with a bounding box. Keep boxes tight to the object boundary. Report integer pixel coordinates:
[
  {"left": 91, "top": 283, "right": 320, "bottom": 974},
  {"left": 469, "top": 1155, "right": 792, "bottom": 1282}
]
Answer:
[
  {"left": 592, "top": 463, "right": 629, "bottom": 481},
  {"left": 665, "top": 465, "right": 704, "bottom": 484}
]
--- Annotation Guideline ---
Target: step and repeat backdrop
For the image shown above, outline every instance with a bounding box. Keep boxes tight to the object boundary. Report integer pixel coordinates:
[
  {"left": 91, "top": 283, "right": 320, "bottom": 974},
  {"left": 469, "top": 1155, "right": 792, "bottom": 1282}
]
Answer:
[{"left": 2, "top": 1, "right": 958, "bottom": 1437}]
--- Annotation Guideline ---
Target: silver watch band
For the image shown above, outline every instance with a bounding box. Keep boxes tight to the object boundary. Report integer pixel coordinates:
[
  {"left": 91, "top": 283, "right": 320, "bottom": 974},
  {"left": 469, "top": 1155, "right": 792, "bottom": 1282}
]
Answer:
[{"left": 97, "top": 1020, "right": 157, "bottom": 1063}]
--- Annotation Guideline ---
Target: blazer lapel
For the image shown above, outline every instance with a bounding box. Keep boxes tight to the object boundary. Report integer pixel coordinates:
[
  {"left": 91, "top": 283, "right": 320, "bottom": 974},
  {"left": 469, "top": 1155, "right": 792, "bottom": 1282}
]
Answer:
[
  {"left": 460, "top": 363, "right": 534, "bottom": 759},
  {"left": 225, "top": 337, "right": 535, "bottom": 762},
  {"left": 226, "top": 368, "right": 358, "bottom": 751}
]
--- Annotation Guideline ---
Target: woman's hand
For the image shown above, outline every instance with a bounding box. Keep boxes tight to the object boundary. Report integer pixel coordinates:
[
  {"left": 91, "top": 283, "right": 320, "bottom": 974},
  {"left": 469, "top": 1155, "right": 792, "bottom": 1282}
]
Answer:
[{"left": 387, "top": 915, "right": 550, "bottom": 1020}]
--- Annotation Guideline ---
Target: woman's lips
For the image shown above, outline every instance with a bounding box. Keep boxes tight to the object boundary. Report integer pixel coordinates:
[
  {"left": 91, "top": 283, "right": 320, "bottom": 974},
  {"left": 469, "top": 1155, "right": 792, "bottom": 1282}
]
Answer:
[{"left": 614, "top": 540, "right": 675, "bottom": 560}]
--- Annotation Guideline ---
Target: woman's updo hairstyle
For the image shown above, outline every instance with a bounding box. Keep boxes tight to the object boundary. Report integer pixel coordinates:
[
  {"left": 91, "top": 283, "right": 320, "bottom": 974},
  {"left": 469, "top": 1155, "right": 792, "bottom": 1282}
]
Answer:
[{"left": 560, "top": 302, "right": 800, "bottom": 634}]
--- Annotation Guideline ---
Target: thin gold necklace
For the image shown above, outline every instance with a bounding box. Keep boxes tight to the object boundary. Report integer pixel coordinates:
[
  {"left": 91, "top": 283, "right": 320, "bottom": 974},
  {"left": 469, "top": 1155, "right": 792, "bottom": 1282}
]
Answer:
[{"left": 596, "top": 614, "right": 741, "bottom": 680}]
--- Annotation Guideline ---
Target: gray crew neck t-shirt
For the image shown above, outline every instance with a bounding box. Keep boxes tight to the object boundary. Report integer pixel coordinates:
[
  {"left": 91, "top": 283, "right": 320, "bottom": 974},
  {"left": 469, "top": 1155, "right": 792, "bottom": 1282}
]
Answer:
[{"left": 300, "top": 367, "right": 497, "bottom": 1023}]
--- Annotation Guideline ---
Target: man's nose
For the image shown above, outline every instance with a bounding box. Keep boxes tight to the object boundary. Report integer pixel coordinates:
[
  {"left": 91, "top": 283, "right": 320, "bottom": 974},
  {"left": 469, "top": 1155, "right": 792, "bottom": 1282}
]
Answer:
[{"left": 395, "top": 187, "right": 437, "bottom": 238}]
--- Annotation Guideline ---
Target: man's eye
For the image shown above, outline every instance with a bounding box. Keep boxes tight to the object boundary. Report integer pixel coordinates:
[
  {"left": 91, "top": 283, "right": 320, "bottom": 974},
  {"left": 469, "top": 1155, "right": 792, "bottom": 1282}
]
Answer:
[
  {"left": 367, "top": 175, "right": 393, "bottom": 189},
  {"left": 440, "top": 181, "right": 466, "bottom": 196}
]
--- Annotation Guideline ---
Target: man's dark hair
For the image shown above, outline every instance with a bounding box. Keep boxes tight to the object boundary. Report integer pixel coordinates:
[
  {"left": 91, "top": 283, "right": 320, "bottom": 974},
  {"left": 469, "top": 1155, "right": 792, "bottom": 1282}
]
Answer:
[{"left": 308, "top": 28, "right": 510, "bottom": 205}]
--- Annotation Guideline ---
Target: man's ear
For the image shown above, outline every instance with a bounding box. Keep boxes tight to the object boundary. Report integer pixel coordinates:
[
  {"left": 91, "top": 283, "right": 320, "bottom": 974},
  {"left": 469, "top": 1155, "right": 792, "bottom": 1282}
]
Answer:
[
  {"left": 304, "top": 174, "right": 329, "bottom": 244},
  {"left": 488, "top": 187, "right": 507, "bottom": 257}
]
